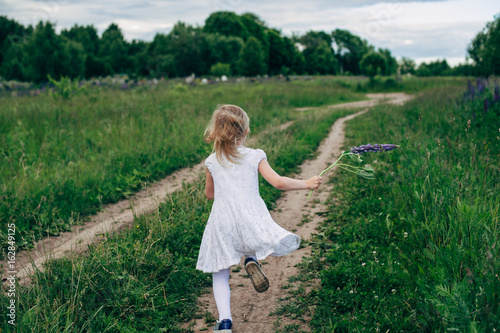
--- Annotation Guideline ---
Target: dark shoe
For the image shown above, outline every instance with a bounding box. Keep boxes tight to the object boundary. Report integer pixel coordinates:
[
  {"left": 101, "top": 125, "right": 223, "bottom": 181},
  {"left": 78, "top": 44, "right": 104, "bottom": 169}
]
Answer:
[
  {"left": 244, "top": 257, "right": 269, "bottom": 293},
  {"left": 213, "top": 319, "right": 232, "bottom": 332}
]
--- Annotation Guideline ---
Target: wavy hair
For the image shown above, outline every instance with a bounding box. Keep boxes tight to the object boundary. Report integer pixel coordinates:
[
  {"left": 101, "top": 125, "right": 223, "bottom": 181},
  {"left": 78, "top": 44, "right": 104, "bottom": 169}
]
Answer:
[{"left": 204, "top": 104, "right": 250, "bottom": 166}]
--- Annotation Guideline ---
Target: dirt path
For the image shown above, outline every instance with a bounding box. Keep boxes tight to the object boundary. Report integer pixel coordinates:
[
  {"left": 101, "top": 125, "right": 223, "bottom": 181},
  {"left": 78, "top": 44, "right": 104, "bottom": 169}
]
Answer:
[
  {"left": 1, "top": 93, "right": 411, "bottom": 287},
  {"left": 184, "top": 92, "right": 412, "bottom": 332}
]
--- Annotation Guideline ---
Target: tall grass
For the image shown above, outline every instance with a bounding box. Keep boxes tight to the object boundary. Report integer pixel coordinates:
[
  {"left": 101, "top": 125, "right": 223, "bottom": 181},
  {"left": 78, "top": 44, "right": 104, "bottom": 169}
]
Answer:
[
  {"left": 278, "top": 80, "right": 499, "bottom": 331},
  {"left": 0, "top": 79, "right": 363, "bottom": 254}
]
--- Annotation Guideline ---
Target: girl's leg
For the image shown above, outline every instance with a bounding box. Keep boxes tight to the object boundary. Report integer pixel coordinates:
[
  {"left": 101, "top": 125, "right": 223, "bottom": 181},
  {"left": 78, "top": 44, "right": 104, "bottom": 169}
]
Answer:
[{"left": 212, "top": 268, "right": 232, "bottom": 321}]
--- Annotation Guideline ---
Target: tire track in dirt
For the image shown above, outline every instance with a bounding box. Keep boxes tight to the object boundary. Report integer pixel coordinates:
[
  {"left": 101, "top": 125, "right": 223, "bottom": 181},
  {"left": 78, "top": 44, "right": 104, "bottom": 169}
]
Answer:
[
  {"left": 184, "top": 92, "right": 412, "bottom": 332},
  {"left": 1, "top": 93, "right": 411, "bottom": 286}
]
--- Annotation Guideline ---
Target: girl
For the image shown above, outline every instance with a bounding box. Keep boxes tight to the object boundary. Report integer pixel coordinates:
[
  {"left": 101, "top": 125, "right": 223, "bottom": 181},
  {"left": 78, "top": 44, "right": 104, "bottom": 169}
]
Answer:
[{"left": 196, "top": 104, "right": 322, "bottom": 332}]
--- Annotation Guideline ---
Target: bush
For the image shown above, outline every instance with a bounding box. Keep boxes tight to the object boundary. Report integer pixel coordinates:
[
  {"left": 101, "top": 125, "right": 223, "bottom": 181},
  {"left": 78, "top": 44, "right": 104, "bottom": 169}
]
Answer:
[{"left": 210, "top": 62, "right": 232, "bottom": 77}]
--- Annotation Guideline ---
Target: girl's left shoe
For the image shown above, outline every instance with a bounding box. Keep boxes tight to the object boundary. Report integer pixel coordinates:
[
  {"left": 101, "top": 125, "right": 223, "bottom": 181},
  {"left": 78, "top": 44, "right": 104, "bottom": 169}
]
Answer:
[
  {"left": 213, "top": 319, "right": 232, "bottom": 332},
  {"left": 244, "top": 257, "right": 269, "bottom": 293}
]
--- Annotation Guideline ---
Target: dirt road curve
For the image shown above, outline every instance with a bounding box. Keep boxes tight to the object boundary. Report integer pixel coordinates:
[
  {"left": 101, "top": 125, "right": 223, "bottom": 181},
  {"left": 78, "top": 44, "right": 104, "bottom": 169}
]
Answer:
[{"left": 0, "top": 93, "right": 412, "bottom": 294}]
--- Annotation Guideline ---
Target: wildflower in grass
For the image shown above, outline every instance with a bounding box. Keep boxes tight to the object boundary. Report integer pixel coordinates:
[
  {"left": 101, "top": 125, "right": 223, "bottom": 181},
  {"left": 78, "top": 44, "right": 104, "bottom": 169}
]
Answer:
[
  {"left": 308, "top": 143, "right": 398, "bottom": 198},
  {"left": 350, "top": 143, "right": 398, "bottom": 154},
  {"left": 484, "top": 99, "right": 490, "bottom": 112},
  {"left": 477, "top": 77, "right": 486, "bottom": 94},
  {"left": 495, "top": 83, "right": 500, "bottom": 103},
  {"left": 362, "top": 262, "right": 366, "bottom": 266},
  {"left": 392, "top": 289, "right": 396, "bottom": 294}
]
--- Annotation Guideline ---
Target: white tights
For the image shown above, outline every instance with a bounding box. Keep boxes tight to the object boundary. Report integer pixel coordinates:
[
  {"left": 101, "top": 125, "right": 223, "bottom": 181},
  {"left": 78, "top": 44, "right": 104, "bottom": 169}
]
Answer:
[{"left": 212, "top": 255, "right": 257, "bottom": 321}]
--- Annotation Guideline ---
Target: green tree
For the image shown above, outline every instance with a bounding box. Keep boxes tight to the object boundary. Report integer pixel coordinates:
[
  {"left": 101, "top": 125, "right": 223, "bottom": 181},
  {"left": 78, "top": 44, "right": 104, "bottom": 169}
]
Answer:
[
  {"left": 240, "top": 13, "right": 269, "bottom": 66},
  {"left": 204, "top": 11, "right": 249, "bottom": 40},
  {"left": 332, "top": 29, "right": 373, "bottom": 75},
  {"left": 360, "top": 51, "right": 387, "bottom": 78},
  {"left": 267, "top": 29, "right": 289, "bottom": 75},
  {"left": 61, "top": 24, "right": 103, "bottom": 78},
  {"left": 210, "top": 62, "right": 231, "bottom": 77},
  {"left": 0, "top": 17, "right": 32, "bottom": 80},
  {"left": 467, "top": 14, "right": 500, "bottom": 75},
  {"left": 98, "top": 23, "right": 132, "bottom": 75},
  {"left": 21, "top": 21, "right": 77, "bottom": 82},
  {"left": 300, "top": 32, "right": 337, "bottom": 75},
  {"left": 399, "top": 57, "right": 416, "bottom": 75},
  {"left": 203, "top": 33, "right": 244, "bottom": 75},
  {"left": 415, "top": 59, "right": 450, "bottom": 76},
  {"left": 0, "top": 16, "right": 30, "bottom": 68},
  {"left": 128, "top": 39, "right": 149, "bottom": 78},
  {"left": 379, "top": 48, "right": 397, "bottom": 75},
  {"left": 61, "top": 24, "right": 99, "bottom": 56},
  {"left": 291, "top": 47, "right": 306, "bottom": 75},
  {"left": 62, "top": 37, "right": 85, "bottom": 78},
  {"left": 148, "top": 23, "right": 207, "bottom": 77},
  {"left": 238, "top": 36, "right": 266, "bottom": 76}
]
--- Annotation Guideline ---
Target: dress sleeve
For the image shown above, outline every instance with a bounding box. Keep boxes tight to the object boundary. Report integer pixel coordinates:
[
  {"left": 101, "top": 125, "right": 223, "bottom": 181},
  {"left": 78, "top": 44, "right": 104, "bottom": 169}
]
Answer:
[
  {"left": 254, "top": 149, "right": 267, "bottom": 168},
  {"left": 205, "top": 154, "right": 215, "bottom": 174}
]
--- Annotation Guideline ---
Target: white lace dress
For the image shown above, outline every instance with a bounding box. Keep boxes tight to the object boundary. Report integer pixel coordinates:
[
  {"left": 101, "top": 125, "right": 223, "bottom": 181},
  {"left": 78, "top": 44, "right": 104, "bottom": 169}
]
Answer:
[{"left": 196, "top": 147, "right": 300, "bottom": 273}]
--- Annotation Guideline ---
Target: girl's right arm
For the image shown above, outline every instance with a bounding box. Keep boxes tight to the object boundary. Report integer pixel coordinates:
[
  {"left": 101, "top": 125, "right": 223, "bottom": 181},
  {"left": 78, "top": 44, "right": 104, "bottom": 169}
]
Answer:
[
  {"left": 205, "top": 167, "right": 215, "bottom": 200},
  {"left": 258, "top": 159, "right": 322, "bottom": 191}
]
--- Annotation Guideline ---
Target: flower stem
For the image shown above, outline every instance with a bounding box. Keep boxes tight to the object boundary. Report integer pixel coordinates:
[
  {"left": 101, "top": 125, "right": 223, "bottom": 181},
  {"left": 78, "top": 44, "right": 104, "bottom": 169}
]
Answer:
[{"left": 308, "top": 152, "right": 347, "bottom": 199}]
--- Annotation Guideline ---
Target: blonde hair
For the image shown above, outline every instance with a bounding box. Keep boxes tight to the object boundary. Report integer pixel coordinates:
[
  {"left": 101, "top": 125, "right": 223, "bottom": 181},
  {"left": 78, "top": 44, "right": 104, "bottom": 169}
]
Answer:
[{"left": 204, "top": 104, "right": 250, "bottom": 165}]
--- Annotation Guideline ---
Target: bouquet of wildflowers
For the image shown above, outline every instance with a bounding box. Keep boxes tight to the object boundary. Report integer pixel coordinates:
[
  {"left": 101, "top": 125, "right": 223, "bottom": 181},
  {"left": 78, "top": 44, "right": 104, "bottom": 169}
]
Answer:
[{"left": 308, "top": 144, "right": 398, "bottom": 199}]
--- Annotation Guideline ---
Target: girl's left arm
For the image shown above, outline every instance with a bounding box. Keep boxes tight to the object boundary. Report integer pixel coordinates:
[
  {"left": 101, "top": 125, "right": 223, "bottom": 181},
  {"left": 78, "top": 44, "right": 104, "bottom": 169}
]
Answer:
[{"left": 205, "top": 167, "right": 215, "bottom": 200}]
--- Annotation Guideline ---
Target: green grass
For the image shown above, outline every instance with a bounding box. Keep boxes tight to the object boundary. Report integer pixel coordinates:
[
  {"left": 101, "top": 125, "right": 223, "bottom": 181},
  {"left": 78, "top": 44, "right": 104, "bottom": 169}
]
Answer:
[
  {"left": 0, "top": 78, "right": 364, "bottom": 254},
  {"left": 276, "top": 80, "right": 500, "bottom": 331},
  {"left": 0, "top": 76, "right": 480, "bottom": 332}
]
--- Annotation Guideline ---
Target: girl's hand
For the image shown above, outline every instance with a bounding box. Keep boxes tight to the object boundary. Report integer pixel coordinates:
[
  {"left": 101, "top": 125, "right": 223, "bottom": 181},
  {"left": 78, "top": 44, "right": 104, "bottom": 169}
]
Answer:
[{"left": 306, "top": 176, "right": 322, "bottom": 190}]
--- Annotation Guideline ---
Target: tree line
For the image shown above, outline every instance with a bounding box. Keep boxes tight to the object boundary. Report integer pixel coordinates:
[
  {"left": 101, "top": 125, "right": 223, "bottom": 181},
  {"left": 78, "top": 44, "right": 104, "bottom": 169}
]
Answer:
[{"left": 0, "top": 11, "right": 498, "bottom": 83}]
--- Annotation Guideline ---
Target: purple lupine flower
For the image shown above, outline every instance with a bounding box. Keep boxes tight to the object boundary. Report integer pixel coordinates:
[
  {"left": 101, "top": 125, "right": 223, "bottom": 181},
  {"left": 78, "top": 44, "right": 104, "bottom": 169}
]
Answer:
[
  {"left": 494, "top": 82, "right": 500, "bottom": 103},
  {"left": 484, "top": 99, "right": 490, "bottom": 112},
  {"left": 350, "top": 143, "right": 398, "bottom": 154},
  {"left": 464, "top": 80, "right": 474, "bottom": 100},
  {"left": 477, "top": 78, "right": 484, "bottom": 95}
]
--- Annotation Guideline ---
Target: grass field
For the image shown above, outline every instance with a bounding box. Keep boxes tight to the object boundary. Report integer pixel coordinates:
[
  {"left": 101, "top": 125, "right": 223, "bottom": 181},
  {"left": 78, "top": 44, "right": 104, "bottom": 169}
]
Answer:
[
  {"left": 0, "top": 75, "right": 466, "bottom": 255},
  {"left": 2, "top": 75, "right": 492, "bottom": 332},
  {"left": 275, "top": 79, "right": 500, "bottom": 331},
  {"left": 0, "top": 77, "right": 365, "bottom": 254}
]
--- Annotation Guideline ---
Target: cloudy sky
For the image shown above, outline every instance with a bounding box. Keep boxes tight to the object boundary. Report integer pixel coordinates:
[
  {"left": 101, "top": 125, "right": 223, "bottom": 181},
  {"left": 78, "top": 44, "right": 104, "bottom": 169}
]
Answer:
[{"left": 2, "top": 0, "right": 499, "bottom": 66}]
